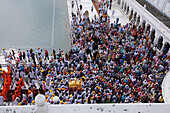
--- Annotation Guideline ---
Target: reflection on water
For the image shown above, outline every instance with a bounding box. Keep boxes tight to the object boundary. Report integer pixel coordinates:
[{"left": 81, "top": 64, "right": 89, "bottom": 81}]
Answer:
[{"left": 0, "top": 0, "right": 71, "bottom": 54}]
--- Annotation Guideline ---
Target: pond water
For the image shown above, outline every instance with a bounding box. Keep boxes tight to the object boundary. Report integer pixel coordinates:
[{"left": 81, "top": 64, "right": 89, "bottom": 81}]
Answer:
[{"left": 0, "top": 0, "right": 71, "bottom": 54}]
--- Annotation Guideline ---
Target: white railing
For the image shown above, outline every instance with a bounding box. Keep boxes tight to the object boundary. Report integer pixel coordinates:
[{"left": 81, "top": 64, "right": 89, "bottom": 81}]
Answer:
[
  {"left": 1, "top": 94, "right": 170, "bottom": 113},
  {"left": 0, "top": 102, "right": 170, "bottom": 113},
  {"left": 162, "top": 71, "right": 170, "bottom": 103}
]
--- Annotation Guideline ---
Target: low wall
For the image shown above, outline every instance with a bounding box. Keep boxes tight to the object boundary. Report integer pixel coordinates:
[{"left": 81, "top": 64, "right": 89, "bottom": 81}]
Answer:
[
  {"left": 0, "top": 105, "right": 36, "bottom": 113},
  {"left": 48, "top": 103, "right": 170, "bottom": 113},
  {"left": 0, "top": 103, "right": 170, "bottom": 113},
  {"left": 162, "top": 71, "right": 170, "bottom": 103}
]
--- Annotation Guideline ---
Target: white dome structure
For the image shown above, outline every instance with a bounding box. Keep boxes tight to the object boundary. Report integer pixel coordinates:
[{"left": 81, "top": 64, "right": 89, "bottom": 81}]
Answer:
[
  {"left": 35, "top": 94, "right": 45, "bottom": 107},
  {"left": 53, "top": 96, "right": 59, "bottom": 104}
]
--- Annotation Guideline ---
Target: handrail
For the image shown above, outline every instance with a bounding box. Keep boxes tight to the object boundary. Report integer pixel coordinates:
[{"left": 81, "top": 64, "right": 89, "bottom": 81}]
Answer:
[{"left": 162, "top": 71, "right": 170, "bottom": 103}]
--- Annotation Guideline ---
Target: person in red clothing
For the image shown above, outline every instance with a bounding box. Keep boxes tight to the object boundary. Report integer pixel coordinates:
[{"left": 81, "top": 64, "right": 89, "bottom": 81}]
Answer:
[{"left": 45, "top": 49, "right": 49, "bottom": 60}]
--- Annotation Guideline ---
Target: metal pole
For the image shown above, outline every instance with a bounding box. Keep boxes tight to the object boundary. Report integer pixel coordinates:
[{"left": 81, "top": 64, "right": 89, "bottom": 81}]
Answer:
[
  {"left": 75, "top": 0, "right": 80, "bottom": 17},
  {"left": 75, "top": 0, "right": 79, "bottom": 10}
]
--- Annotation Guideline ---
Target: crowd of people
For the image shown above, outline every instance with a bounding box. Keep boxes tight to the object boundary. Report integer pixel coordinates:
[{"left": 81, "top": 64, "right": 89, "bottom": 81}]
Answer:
[{"left": 0, "top": 0, "right": 170, "bottom": 106}]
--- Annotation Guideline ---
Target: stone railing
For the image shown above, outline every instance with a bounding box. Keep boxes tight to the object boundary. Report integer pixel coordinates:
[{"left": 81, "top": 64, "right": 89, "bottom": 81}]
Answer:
[
  {"left": 162, "top": 71, "right": 170, "bottom": 103},
  {"left": 0, "top": 94, "right": 170, "bottom": 113}
]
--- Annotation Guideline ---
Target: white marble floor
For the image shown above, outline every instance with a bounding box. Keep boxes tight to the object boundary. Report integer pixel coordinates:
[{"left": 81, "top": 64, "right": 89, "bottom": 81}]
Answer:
[{"left": 67, "top": 0, "right": 129, "bottom": 25}]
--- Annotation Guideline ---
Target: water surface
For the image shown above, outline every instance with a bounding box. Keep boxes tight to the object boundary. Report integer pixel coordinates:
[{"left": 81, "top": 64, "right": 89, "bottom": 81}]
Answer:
[{"left": 0, "top": 0, "right": 71, "bottom": 54}]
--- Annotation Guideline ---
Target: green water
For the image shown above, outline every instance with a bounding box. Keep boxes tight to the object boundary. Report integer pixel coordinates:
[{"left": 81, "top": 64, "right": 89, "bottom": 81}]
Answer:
[{"left": 0, "top": 0, "right": 71, "bottom": 54}]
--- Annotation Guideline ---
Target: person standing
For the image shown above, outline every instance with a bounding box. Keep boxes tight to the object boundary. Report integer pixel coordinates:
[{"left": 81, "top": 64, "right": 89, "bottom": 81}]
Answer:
[
  {"left": 12, "top": 50, "right": 15, "bottom": 60},
  {"left": 116, "top": 17, "right": 119, "bottom": 24},
  {"left": 3, "top": 48, "right": 7, "bottom": 61},
  {"left": 41, "top": 49, "right": 44, "bottom": 60},
  {"left": 18, "top": 49, "right": 22, "bottom": 61},
  {"left": 91, "top": 6, "right": 93, "bottom": 12},
  {"left": 109, "top": 0, "right": 112, "bottom": 9},
  {"left": 8, "top": 52, "right": 13, "bottom": 61},
  {"left": 80, "top": 5, "right": 82, "bottom": 10},
  {"left": 112, "top": 9, "right": 115, "bottom": 17},
  {"left": 27, "top": 50, "right": 30, "bottom": 62},
  {"left": 23, "top": 51, "right": 26, "bottom": 63},
  {"left": 31, "top": 53, "right": 36, "bottom": 67},
  {"left": 72, "top": 0, "right": 74, "bottom": 8},
  {"left": 45, "top": 49, "right": 49, "bottom": 60},
  {"left": 0, "top": 94, "right": 5, "bottom": 106},
  {"left": 52, "top": 49, "right": 56, "bottom": 60}
]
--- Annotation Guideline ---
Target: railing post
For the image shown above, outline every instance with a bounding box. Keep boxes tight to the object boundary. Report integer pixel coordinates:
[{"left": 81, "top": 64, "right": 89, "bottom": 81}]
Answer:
[{"left": 35, "top": 94, "right": 48, "bottom": 113}]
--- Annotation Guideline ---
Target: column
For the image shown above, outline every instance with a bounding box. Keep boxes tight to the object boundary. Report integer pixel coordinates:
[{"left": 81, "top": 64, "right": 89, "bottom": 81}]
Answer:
[
  {"left": 144, "top": 23, "right": 148, "bottom": 34},
  {"left": 154, "top": 31, "right": 159, "bottom": 45},
  {"left": 35, "top": 94, "right": 48, "bottom": 113},
  {"left": 131, "top": 10, "right": 135, "bottom": 22},
  {"left": 135, "top": 14, "right": 138, "bottom": 25},
  {"left": 149, "top": 26, "right": 153, "bottom": 38}
]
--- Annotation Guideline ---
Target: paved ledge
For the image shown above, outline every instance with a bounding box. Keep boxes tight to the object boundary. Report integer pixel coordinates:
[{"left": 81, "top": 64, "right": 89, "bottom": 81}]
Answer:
[
  {"left": 0, "top": 103, "right": 170, "bottom": 113},
  {"left": 162, "top": 71, "right": 170, "bottom": 103}
]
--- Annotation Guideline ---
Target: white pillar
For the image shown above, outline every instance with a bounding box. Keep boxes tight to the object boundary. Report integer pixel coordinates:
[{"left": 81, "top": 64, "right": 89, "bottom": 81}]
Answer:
[
  {"left": 155, "top": 32, "right": 160, "bottom": 45},
  {"left": 154, "top": 31, "right": 159, "bottom": 44},
  {"left": 149, "top": 26, "right": 153, "bottom": 37},
  {"left": 123, "top": 2, "right": 125, "bottom": 11},
  {"left": 134, "top": 13, "right": 138, "bottom": 25},
  {"left": 144, "top": 22, "right": 148, "bottom": 33},
  {"left": 139, "top": 16, "right": 143, "bottom": 26},
  {"left": 136, "top": 14, "right": 139, "bottom": 25},
  {"left": 35, "top": 94, "right": 48, "bottom": 113},
  {"left": 131, "top": 11, "right": 135, "bottom": 22},
  {"left": 53, "top": 96, "right": 59, "bottom": 104},
  {"left": 125, "top": 5, "right": 128, "bottom": 15},
  {"left": 120, "top": 0, "right": 123, "bottom": 7},
  {"left": 124, "top": 3, "right": 127, "bottom": 13}
]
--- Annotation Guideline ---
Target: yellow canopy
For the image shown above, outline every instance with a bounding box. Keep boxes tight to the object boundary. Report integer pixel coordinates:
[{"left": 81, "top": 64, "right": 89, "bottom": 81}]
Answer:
[{"left": 69, "top": 78, "right": 82, "bottom": 88}]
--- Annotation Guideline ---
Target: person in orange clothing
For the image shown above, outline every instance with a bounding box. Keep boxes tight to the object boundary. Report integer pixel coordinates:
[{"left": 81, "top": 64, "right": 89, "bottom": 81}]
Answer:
[
  {"left": 12, "top": 85, "right": 22, "bottom": 102},
  {"left": 12, "top": 87, "right": 21, "bottom": 102},
  {"left": 12, "top": 93, "right": 16, "bottom": 102},
  {"left": 7, "top": 65, "right": 11, "bottom": 74},
  {"left": 2, "top": 83, "right": 9, "bottom": 94},
  {"left": 28, "top": 87, "right": 33, "bottom": 98},
  {"left": 17, "top": 77, "right": 25, "bottom": 89},
  {"left": 7, "top": 75, "right": 12, "bottom": 86},
  {"left": 7, "top": 65, "right": 12, "bottom": 86},
  {"left": 2, "top": 65, "right": 12, "bottom": 94},
  {"left": 2, "top": 75, "right": 10, "bottom": 94},
  {"left": 12, "top": 89, "right": 20, "bottom": 102},
  {"left": 16, "top": 85, "right": 21, "bottom": 96},
  {"left": 1, "top": 91, "right": 7, "bottom": 100}
]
